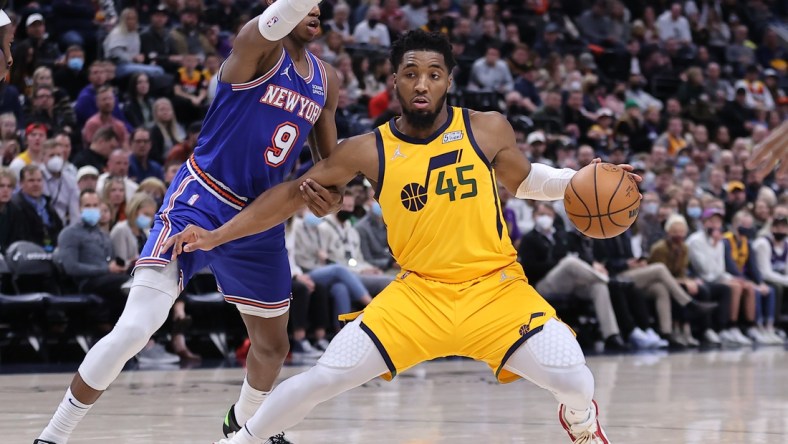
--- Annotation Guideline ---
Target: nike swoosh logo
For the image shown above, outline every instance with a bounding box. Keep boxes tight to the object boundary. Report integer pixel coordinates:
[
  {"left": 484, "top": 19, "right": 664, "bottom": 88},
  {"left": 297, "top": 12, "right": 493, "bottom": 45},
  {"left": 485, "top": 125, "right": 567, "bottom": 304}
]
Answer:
[{"left": 68, "top": 398, "right": 88, "bottom": 409}]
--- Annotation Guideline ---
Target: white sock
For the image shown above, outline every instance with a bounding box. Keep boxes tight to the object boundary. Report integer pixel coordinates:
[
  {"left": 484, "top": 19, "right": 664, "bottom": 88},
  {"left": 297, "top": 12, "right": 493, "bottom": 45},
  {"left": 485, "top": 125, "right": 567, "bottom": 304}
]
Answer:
[
  {"left": 564, "top": 406, "right": 592, "bottom": 425},
  {"left": 235, "top": 377, "right": 269, "bottom": 426},
  {"left": 37, "top": 388, "right": 93, "bottom": 443},
  {"left": 230, "top": 426, "right": 264, "bottom": 444}
]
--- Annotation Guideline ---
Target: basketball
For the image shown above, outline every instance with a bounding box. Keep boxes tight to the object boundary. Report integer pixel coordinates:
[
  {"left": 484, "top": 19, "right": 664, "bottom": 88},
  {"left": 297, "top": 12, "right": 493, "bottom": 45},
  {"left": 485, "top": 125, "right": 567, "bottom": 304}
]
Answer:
[{"left": 563, "top": 162, "right": 641, "bottom": 239}]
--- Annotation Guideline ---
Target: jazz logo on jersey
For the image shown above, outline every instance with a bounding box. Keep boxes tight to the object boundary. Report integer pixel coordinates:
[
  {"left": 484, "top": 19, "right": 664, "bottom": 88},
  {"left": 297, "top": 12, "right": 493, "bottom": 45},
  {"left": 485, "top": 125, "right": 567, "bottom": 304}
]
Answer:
[
  {"left": 259, "top": 84, "right": 322, "bottom": 124},
  {"left": 442, "top": 130, "right": 463, "bottom": 144},
  {"left": 400, "top": 149, "right": 477, "bottom": 212}
]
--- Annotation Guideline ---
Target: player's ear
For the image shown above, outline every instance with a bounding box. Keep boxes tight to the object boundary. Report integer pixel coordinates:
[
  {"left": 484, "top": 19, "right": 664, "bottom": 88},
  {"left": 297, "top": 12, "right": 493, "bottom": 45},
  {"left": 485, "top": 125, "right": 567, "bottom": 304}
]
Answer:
[
  {"left": 266, "top": 0, "right": 275, "bottom": 6},
  {"left": 448, "top": 74, "right": 452, "bottom": 90}
]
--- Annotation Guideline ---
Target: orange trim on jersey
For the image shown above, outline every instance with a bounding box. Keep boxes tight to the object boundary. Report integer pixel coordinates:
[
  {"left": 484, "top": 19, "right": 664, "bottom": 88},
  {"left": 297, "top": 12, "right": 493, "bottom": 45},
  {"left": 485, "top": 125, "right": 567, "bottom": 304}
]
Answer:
[
  {"left": 230, "top": 49, "right": 286, "bottom": 91},
  {"left": 188, "top": 156, "right": 247, "bottom": 208},
  {"left": 316, "top": 56, "right": 328, "bottom": 92},
  {"left": 300, "top": 53, "right": 315, "bottom": 83},
  {"left": 224, "top": 296, "right": 291, "bottom": 310}
]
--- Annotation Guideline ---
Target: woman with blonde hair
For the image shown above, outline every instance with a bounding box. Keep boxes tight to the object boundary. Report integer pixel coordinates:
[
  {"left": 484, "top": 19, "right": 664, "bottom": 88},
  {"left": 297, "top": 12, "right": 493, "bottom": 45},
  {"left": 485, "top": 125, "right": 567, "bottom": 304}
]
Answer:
[
  {"left": 149, "top": 98, "right": 185, "bottom": 164},
  {"left": 103, "top": 8, "right": 164, "bottom": 78},
  {"left": 110, "top": 192, "right": 156, "bottom": 265},
  {"left": 137, "top": 177, "right": 167, "bottom": 207},
  {"left": 102, "top": 176, "right": 127, "bottom": 229}
]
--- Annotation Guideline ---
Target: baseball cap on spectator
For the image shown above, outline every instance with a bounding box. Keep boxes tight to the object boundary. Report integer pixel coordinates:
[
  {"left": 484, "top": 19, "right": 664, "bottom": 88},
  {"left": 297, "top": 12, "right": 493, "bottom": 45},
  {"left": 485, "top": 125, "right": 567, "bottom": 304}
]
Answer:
[
  {"left": 579, "top": 53, "right": 597, "bottom": 71},
  {"left": 545, "top": 23, "right": 561, "bottom": 34},
  {"left": 625, "top": 99, "right": 639, "bottom": 110},
  {"left": 152, "top": 3, "right": 167, "bottom": 14},
  {"left": 726, "top": 181, "right": 745, "bottom": 193},
  {"left": 77, "top": 165, "right": 100, "bottom": 182},
  {"left": 701, "top": 208, "right": 724, "bottom": 221},
  {"left": 25, "top": 123, "right": 47, "bottom": 136},
  {"left": 526, "top": 132, "right": 546, "bottom": 145},
  {"left": 764, "top": 68, "right": 778, "bottom": 78},
  {"left": 597, "top": 108, "right": 615, "bottom": 119},
  {"left": 26, "top": 13, "right": 44, "bottom": 27}
]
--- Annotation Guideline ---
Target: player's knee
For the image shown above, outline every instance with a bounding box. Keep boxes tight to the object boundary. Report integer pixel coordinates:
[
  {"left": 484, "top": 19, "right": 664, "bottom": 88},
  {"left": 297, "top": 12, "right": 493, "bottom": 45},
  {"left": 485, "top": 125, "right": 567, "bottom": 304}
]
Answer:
[
  {"left": 111, "top": 322, "right": 155, "bottom": 354},
  {"left": 547, "top": 364, "right": 595, "bottom": 408},
  {"left": 249, "top": 333, "right": 290, "bottom": 362}
]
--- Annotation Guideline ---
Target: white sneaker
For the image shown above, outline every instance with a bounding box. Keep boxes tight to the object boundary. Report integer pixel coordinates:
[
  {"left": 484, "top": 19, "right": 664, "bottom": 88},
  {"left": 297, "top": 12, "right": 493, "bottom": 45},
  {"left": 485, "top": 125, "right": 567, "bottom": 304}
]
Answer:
[
  {"left": 746, "top": 327, "right": 769, "bottom": 344},
  {"left": 731, "top": 327, "right": 753, "bottom": 345},
  {"left": 629, "top": 327, "right": 654, "bottom": 349},
  {"left": 292, "top": 339, "right": 323, "bottom": 358},
  {"left": 766, "top": 328, "right": 785, "bottom": 344},
  {"left": 703, "top": 329, "right": 722, "bottom": 345},
  {"left": 314, "top": 338, "right": 330, "bottom": 351},
  {"left": 645, "top": 328, "right": 669, "bottom": 348},
  {"left": 559, "top": 400, "right": 611, "bottom": 443},
  {"left": 136, "top": 343, "right": 180, "bottom": 365},
  {"left": 718, "top": 329, "right": 739, "bottom": 345},
  {"left": 683, "top": 331, "right": 700, "bottom": 347}
]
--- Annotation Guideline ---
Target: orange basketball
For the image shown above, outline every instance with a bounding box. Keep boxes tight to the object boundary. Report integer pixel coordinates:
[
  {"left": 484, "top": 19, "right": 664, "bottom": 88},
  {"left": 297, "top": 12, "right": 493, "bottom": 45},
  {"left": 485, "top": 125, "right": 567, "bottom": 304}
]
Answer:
[{"left": 563, "top": 163, "right": 641, "bottom": 239}]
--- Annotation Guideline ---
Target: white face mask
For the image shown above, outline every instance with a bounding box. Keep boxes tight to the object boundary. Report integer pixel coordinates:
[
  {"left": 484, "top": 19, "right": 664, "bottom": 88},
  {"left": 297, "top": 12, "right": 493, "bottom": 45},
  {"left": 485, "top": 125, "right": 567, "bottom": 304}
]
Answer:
[
  {"left": 46, "top": 155, "right": 64, "bottom": 173},
  {"left": 535, "top": 214, "right": 554, "bottom": 231}
]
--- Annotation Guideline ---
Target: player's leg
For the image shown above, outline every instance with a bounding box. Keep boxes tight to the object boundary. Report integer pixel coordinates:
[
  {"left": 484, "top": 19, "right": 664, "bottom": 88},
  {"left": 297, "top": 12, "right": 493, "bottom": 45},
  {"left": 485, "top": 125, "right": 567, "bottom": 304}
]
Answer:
[
  {"left": 35, "top": 263, "right": 181, "bottom": 444},
  {"left": 220, "top": 318, "right": 388, "bottom": 444},
  {"left": 503, "top": 319, "right": 609, "bottom": 443}
]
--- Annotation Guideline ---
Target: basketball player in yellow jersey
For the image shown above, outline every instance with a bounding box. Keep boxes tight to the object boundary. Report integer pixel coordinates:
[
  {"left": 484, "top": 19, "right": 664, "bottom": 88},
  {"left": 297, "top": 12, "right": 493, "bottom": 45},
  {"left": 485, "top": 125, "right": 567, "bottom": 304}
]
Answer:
[{"left": 165, "top": 31, "right": 640, "bottom": 444}]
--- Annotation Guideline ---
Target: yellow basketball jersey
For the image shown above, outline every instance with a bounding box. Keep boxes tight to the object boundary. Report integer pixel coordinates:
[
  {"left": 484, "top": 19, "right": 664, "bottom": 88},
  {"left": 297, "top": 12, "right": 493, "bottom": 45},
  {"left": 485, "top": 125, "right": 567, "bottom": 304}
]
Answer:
[{"left": 374, "top": 106, "right": 518, "bottom": 283}]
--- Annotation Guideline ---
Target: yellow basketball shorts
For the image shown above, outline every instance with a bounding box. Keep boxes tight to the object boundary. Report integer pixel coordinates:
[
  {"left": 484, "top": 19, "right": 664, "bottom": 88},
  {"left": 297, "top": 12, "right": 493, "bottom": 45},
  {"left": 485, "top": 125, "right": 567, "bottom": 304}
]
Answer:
[{"left": 340, "top": 262, "right": 558, "bottom": 384}]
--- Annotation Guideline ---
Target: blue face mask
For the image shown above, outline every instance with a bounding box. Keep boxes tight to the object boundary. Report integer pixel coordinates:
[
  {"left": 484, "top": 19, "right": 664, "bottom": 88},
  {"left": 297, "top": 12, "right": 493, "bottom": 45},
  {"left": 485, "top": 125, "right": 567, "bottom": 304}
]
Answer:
[
  {"left": 67, "top": 57, "right": 84, "bottom": 71},
  {"left": 81, "top": 208, "right": 101, "bottom": 226},
  {"left": 686, "top": 206, "right": 702, "bottom": 219},
  {"left": 304, "top": 213, "right": 323, "bottom": 227},
  {"left": 370, "top": 202, "right": 382, "bottom": 217},
  {"left": 136, "top": 215, "right": 153, "bottom": 230}
]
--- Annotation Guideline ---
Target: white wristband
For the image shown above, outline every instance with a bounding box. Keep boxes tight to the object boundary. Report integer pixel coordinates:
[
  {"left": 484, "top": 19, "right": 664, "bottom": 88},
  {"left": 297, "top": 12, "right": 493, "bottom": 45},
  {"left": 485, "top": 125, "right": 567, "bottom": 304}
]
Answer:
[
  {"left": 258, "top": 0, "right": 320, "bottom": 41},
  {"left": 0, "top": 11, "right": 10, "bottom": 27},
  {"left": 515, "top": 163, "right": 576, "bottom": 201}
]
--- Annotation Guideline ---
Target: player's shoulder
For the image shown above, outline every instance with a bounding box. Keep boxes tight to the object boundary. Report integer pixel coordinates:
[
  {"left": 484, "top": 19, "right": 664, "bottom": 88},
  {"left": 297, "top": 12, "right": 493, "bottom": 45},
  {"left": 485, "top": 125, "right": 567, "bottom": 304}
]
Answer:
[{"left": 466, "top": 109, "right": 511, "bottom": 134}]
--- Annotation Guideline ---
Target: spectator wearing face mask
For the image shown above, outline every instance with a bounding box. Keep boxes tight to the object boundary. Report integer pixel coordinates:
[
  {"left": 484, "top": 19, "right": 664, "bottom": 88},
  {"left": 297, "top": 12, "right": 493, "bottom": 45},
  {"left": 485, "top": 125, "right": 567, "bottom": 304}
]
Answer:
[
  {"left": 519, "top": 202, "right": 628, "bottom": 351},
  {"left": 649, "top": 214, "right": 730, "bottom": 346},
  {"left": 752, "top": 205, "right": 788, "bottom": 342},
  {"left": 686, "top": 207, "right": 752, "bottom": 345},
  {"left": 723, "top": 210, "right": 779, "bottom": 344},
  {"left": 40, "top": 138, "right": 80, "bottom": 226},
  {"left": 355, "top": 201, "right": 395, "bottom": 272}
]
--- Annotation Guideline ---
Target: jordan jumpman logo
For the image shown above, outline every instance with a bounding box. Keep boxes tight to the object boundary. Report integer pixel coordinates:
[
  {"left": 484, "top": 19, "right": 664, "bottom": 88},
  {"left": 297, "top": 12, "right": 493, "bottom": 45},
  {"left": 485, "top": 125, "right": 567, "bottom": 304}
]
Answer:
[
  {"left": 281, "top": 64, "right": 292, "bottom": 81},
  {"left": 391, "top": 145, "right": 407, "bottom": 160}
]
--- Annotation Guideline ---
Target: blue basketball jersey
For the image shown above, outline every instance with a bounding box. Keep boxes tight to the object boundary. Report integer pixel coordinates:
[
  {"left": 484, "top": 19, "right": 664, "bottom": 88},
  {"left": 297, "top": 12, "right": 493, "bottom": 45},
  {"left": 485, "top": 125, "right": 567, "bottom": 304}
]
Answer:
[{"left": 188, "top": 48, "right": 328, "bottom": 211}]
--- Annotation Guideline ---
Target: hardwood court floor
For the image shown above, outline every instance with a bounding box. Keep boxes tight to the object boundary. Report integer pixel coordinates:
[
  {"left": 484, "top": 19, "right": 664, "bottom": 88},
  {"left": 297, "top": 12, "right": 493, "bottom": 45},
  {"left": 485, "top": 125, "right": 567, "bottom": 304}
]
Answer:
[{"left": 4, "top": 347, "right": 788, "bottom": 443}]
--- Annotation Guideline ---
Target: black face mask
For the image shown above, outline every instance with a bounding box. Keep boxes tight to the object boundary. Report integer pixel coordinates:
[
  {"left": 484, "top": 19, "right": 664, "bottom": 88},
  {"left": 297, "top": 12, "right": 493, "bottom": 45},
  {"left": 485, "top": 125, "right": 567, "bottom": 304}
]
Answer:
[
  {"left": 774, "top": 232, "right": 787, "bottom": 241},
  {"left": 368, "top": 19, "right": 379, "bottom": 28},
  {"left": 737, "top": 226, "right": 756, "bottom": 238},
  {"left": 337, "top": 210, "right": 353, "bottom": 222},
  {"left": 706, "top": 227, "right": 717, "bottom": 237}
]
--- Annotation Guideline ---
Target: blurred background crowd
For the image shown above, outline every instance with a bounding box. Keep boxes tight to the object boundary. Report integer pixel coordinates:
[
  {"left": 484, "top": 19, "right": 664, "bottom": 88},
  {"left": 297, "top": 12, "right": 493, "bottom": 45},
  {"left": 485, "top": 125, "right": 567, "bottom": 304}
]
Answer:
[{"left": 0, "top": 0, "right": 786, "bottom": 367}]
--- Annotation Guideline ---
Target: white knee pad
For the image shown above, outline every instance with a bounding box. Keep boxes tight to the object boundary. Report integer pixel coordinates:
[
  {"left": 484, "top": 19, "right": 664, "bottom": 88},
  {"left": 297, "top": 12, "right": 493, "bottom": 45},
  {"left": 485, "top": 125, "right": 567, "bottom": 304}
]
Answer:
[
  {"left": 318, "top": 318, "right": 376, "bottom": 370},
  {"left": 527, "top": 319, "right": 586, "bottom": 368},
  {"left": 132, "top": 261, "right": 181, "bottom": 301},
  {"left": 78, "top": 273, "right": 178, "bottom": 391}
]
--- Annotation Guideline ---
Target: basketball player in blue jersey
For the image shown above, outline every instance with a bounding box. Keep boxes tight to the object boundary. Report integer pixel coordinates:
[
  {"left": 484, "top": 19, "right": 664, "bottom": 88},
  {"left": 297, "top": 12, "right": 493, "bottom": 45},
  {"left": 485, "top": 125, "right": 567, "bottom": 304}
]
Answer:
[{"left": 34, "top": 0, "right": 339, "bottom": 443}]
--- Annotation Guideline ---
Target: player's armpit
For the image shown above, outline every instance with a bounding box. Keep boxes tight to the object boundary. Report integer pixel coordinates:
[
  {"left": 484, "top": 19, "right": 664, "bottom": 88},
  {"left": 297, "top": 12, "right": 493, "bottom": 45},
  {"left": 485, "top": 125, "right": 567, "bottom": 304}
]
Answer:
[
  {"left": 218, "top": 17, "right": 282, "bottom": 85},
  {"left": 311, "top": 64, "right": 340, "bottom": 161},
  {"left": 468, "top": 111, "right": 532, "bottom": 195}
]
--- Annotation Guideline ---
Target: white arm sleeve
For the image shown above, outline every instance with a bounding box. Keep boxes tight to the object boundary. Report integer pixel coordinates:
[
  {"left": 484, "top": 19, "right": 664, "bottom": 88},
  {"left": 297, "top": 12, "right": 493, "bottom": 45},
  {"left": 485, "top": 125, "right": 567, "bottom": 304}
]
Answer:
[
  {"left": 515, "top": 163, "right": 577, "bottom": 201},
  {"left": 258, "top": 0, "right": 320, "bottom": 41}
]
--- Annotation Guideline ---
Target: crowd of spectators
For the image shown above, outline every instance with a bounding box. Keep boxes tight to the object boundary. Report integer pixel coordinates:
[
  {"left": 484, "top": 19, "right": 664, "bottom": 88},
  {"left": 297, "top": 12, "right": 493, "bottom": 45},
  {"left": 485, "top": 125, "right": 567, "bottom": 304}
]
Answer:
[{"left": 0, "top": 0, "right": 785, "bottom": 363}]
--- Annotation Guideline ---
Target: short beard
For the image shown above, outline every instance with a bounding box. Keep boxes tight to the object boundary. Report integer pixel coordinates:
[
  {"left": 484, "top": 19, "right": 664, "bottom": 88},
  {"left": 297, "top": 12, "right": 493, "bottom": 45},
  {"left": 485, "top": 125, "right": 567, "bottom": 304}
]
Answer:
[{"left": 396, "top": 89, "right": 447, "bottom": 131}]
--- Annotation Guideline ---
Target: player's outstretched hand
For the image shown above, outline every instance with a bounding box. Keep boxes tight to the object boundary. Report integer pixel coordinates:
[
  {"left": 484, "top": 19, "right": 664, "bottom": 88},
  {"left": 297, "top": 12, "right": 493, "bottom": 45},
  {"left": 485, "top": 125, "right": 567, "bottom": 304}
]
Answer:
[
  {"left": 747, "top": 121, "right": 788, "bottom": 180},
  {"left": 162, "top": 224, "right": 220, "bottom": 261},
  {"left": 300, "top": 178, "right": 342, "bottom": 217}
]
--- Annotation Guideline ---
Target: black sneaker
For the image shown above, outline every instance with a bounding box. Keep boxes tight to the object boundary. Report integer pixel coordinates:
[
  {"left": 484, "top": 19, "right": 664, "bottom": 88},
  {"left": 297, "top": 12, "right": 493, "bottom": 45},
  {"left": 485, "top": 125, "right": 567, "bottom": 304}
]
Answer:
[
  {"left": 222, "top": 404, "right": 241, "bottom": 437},
  {"left": 268, "top": 432, "right": 293, "bottom": 444},
  {"left": 33, "top": 440, "right": 57, "bottom": 444},
  {"left": 222, "top": 404, "right": 293, "bottom": 443}
]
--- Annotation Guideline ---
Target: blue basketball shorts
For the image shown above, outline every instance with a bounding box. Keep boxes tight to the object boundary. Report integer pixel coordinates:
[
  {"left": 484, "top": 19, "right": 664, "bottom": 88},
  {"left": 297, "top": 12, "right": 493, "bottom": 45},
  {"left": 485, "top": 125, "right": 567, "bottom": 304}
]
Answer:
[{"left": 136, "top": 165, "right": 292, "bottom": 317}]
